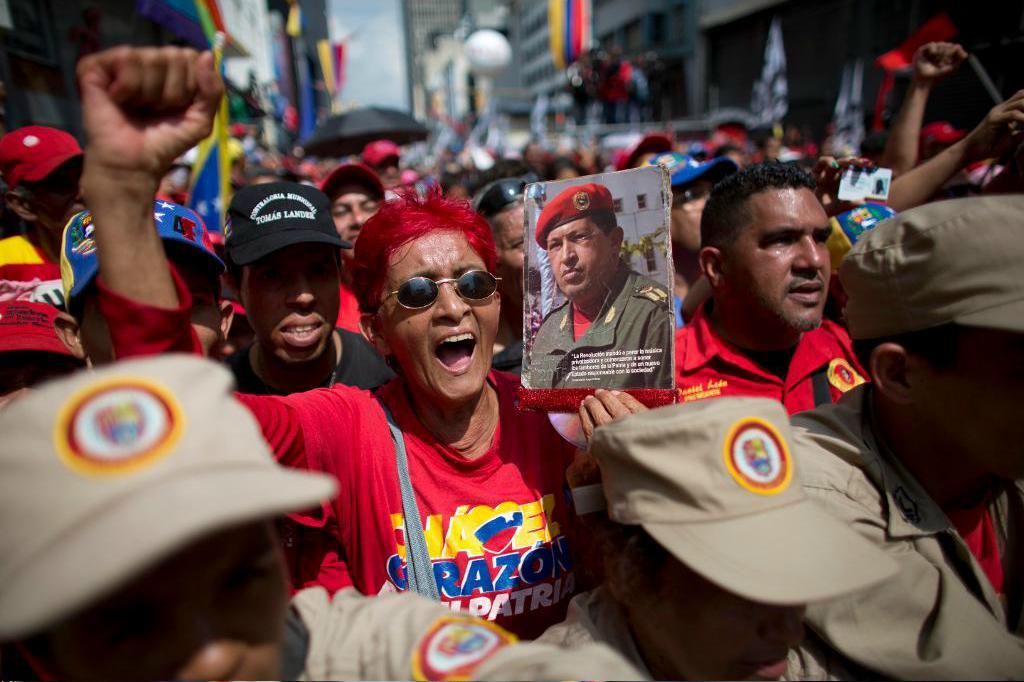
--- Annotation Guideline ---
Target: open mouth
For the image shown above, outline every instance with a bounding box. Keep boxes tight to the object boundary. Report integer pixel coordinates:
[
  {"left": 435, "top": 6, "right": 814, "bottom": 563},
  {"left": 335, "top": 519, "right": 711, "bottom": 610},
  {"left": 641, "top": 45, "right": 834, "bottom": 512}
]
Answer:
[
  {"left": 435, "top": 332, "right": 476, "bottom": 373},
  {"left": 280, "top": 320, "right": 324, "bottom": 349}
]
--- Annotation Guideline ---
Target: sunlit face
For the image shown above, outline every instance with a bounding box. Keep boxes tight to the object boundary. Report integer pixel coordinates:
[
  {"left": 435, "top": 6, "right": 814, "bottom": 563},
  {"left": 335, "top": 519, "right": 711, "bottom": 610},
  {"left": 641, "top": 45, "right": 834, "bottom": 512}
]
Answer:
[
  {"left": 629, "top": 556, "right": 805, "bottom": 680},
  {"left": 367, "top": 231, "right": 499, "bottom": 410},
  {"left": 719, "top": 188, "right": 830, "bottom": 342},
  {"left": 240, "top": 242, "right": 340, "bottom": 366},
  {"left": 329, "top": 183, "right": 380, "bottom": 263},
  {"left": 545, "top": 217, "right": 623, "bottom": 313},
  {"left": 32, "top": 522, "right": 289, "bottom": 680}
]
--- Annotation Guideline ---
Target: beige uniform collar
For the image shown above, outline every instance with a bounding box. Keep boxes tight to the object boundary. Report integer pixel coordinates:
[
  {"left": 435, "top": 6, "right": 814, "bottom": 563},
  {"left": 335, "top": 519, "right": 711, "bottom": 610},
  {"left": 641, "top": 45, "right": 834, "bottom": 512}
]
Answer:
[
  {"left": 850, "top": 387, "right": 1012, "bottom": 619},
  {"left": 854, "top": 389, "right": 951, "bottom": 539}
]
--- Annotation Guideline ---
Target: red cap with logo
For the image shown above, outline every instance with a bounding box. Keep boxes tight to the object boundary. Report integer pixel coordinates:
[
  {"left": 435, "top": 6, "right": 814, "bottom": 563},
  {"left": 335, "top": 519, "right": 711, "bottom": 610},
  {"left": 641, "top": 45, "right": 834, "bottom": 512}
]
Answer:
[
  {"left": 0, "top": 126, "right": 83, "bottom": 190},
  {"left": 320, "top": 162, "right": 385, "bottom": 200},
  {"left": 536, "top": 182, "right": 615, "bottom": 247},
  {"left": 0, "top": 301, "right": 75, "bottom": 357},
  {"left": 362, "top": 139, "right": 401, "bottom": 167}
]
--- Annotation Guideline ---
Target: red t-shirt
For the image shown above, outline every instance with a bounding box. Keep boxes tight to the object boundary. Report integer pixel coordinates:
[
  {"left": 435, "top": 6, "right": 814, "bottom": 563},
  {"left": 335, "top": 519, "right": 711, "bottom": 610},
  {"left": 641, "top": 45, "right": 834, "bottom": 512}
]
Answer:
[
  {"left": 571, "top": 304, "right": 594, "bottom": 342},
  {"left": 336, "top": 279, "right": 361, "bottom": 333},
  {"left": 99, "top": 273, "right": 580, "bottom": 639},
  {"left": 676, "top": 303, "right": 867, "bottom": 414}
]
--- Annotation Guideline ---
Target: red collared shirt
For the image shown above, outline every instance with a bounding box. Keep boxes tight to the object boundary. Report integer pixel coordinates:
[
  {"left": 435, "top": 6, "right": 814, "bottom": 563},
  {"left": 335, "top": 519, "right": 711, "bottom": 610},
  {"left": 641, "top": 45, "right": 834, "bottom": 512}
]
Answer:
[{"left": 675, "top": 303, "right": 867, "bottom": 414}]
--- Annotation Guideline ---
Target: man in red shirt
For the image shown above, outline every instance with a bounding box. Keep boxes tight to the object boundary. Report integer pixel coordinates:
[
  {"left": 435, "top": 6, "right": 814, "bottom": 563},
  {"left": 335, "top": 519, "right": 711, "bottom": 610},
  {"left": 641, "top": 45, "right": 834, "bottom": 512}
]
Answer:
[
  {"left": 0, "top": 126, "right": 85, "bottom": 307},
  {"left": 676, "top": 163, "right": 865, "bottom": 414},
  {"left": 320, "top": 161, "right": 383, "bottom": 332}
]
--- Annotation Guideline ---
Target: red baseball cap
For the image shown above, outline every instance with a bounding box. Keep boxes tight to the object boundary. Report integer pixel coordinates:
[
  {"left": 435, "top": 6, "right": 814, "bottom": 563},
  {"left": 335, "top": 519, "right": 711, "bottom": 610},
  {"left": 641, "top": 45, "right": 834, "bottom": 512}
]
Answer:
[
  {"left": 0, "top": 301, "right": 75, "bottom": 357},
  {"left": 320, "top": 162, "right": 385, "bottom": 200},
  {"left": 362, "top": 139, "right": 401, "bottom": 167},
  {"left": 536, "top": 182, "right": 615, "bottom": 247},
  {"left": 0, "top": 126, "right": 83, "bottom": 190},
  {"left": 617, "top": 133, "right": 673, "bottom": 171},
  {"left": 920, "top": 121, "right": 966, "bottom": 147}
]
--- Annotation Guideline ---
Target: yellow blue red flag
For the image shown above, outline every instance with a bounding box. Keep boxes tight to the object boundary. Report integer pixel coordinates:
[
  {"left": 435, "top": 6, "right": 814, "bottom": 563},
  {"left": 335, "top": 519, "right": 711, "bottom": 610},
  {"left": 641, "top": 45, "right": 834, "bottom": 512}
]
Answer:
[{"left": 548, "top": 0, "right": 591, "bottom": 70}]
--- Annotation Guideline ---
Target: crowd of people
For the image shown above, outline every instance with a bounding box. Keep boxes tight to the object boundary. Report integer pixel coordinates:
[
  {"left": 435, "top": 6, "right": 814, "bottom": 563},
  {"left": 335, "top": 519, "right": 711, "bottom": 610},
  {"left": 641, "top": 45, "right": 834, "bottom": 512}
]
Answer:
[{"left": 0, "top": 38, "right": 1022, "bottom": 680}]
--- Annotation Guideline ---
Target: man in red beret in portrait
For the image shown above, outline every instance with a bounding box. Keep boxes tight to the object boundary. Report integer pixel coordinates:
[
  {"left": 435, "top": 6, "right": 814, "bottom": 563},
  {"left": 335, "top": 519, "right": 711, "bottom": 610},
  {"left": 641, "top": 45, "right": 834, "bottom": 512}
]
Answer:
[{"left": 527, "top": 182, "right": 673, "bottom": 389}]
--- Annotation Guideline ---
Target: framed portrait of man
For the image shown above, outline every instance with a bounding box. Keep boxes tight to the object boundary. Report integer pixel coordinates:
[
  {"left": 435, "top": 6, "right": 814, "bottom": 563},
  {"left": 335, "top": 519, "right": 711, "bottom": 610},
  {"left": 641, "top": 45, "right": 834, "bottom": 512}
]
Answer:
[{"left": 521, "top": 166, "right": 675, "bottom": 411}]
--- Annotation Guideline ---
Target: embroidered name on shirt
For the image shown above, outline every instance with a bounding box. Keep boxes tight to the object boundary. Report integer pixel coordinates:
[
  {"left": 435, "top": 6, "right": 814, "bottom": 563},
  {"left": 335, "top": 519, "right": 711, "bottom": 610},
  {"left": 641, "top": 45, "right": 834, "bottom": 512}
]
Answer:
[{"left": 679, "top": 378, "right": 729, "bottom": 402}]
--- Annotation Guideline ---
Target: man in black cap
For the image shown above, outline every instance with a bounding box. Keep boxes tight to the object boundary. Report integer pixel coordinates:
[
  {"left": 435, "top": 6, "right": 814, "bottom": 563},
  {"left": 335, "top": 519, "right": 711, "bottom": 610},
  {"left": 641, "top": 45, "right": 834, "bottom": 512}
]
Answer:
[{"left": 223, "top": 181, "right": 393, "bottom": 396}]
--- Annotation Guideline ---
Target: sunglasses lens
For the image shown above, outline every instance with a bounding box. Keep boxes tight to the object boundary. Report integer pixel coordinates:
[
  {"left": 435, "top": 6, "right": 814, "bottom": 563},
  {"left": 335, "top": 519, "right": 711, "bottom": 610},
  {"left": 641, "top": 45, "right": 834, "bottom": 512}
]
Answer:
[
  {"left": 457, "top": 271, "right": 498, "bottom": 300},
  {"left": 396, "top": 277, "right": 439, "bottom": 308}
]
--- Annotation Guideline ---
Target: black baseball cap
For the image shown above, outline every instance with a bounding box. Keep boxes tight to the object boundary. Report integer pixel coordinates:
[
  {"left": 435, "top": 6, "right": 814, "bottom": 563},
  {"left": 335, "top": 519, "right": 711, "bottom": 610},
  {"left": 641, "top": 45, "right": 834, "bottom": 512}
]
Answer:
[{"left": 225, "top": 182, "right": 349, "bottom": 266}]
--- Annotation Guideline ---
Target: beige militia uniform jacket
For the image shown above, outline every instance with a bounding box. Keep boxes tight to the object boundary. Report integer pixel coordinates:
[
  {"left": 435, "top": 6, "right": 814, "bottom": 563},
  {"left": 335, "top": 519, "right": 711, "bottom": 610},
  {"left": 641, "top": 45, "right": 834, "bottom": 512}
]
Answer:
[
  {"left": 787, "top": 386, "right": 1024, "bottom": 680},
  {"left": 538, "top": 586, "right": 651, "bottom": 680},
  {"left": 290, "top": 586, "right": 644, "bottom": 680},
  {"left": 527, "top": 263, "right": 673, "bottom": 390}
]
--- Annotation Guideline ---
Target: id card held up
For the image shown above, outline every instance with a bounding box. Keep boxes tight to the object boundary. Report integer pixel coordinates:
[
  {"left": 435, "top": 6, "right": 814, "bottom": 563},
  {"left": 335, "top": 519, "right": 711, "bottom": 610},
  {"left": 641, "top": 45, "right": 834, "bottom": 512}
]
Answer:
[{"left": 520, "top": 166, "right": 676, "bottom": 411}]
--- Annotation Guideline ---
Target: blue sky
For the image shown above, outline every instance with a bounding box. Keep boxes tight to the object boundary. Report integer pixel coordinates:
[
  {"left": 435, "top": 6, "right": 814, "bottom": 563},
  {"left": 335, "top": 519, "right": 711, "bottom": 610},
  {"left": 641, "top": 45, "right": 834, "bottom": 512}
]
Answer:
[{"left": 328, "top": 0, "right": 409, "bottom": 110}]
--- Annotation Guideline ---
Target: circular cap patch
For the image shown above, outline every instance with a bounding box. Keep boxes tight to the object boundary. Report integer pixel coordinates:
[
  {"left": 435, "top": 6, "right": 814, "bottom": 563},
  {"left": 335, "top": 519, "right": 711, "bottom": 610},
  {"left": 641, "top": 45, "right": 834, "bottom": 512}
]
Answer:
[
  {"left": 827, "top": 358, "right": 865, "bottom": 393},
  {"left": 412, "top": 616, "right": 516, "bottom": 681},
  {"left": 54, "top": 378, "right": 184, "bottom": 476},
  {"left": 22, "top": 135, "right": 39, "bottom": 147},
  {"left": 723, "top": 417, "right": 792, "bottom": 495}
]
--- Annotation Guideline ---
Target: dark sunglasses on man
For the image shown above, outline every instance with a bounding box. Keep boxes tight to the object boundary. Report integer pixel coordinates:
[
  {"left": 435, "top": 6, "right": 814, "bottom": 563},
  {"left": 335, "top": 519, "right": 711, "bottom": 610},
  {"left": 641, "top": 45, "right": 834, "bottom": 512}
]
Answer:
[
  {"left": 472, "top": 173, "right": 538, "bottom": 218},
  {"left": 384, "top": 270, "right": 501, "bottom": 310}
]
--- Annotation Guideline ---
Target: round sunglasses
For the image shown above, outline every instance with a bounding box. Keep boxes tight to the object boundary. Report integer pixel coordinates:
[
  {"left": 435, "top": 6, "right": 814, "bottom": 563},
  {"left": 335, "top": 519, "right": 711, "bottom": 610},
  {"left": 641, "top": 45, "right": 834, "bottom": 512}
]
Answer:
[{"left": 384, "top": 270, "right": 501, "bottom": 309}]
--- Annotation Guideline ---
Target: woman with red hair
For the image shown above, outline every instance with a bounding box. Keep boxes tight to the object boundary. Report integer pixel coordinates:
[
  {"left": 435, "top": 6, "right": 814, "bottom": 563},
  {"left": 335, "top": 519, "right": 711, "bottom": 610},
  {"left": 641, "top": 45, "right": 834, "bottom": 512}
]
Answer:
[{"left": 88, "top": 123, "right": 644, "bottom": 638}]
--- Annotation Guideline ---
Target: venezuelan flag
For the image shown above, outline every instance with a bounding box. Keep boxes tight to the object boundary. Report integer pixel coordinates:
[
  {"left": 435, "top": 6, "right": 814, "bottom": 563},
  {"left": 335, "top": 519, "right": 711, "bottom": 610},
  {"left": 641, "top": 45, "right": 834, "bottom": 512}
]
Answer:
[
  {"left": 188, "top": 29, "right": 231, "bottom": 234},
  {"left": 549, "top": 0, "right": 592, "bottom": 70}
]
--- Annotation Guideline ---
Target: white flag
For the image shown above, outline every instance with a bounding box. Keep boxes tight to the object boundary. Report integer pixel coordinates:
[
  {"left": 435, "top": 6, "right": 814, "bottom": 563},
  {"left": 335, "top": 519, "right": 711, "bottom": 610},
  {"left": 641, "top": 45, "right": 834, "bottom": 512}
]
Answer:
[
  {"left": 751, "top": 17, "right": 788, "bottom": 128},
  {"left": 831, "top": 59, "right": 865, "bottom": 156},
  {"left": 530, "top": 94, "right": 549, "bottom": 143}
]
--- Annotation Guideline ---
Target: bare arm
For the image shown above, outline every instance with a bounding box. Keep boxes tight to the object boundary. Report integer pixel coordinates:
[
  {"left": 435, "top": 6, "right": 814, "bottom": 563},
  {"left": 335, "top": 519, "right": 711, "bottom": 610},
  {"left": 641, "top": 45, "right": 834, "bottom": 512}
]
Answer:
[
  {"left": 882, "top": 42, "right": 966, "bottom": 176},
  {"left": 77, "top": 46, "right": 223, "bottom": 308},
  {"left": 889, "top": 89, "right": 1024, "bottom": 211}
]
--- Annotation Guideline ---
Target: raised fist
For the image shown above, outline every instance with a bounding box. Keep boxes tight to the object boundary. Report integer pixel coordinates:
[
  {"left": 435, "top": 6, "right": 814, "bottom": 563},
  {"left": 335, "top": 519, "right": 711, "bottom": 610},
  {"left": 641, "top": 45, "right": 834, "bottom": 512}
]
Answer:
[
  {"left": 77, "top": 46, "right": 223, "bottom": 182},
  {"left": 964, "top": 89, "right": 1024, "bottom": 163},
  {"left": 913, "top": 42, "right": 967, "bottom": 83}
]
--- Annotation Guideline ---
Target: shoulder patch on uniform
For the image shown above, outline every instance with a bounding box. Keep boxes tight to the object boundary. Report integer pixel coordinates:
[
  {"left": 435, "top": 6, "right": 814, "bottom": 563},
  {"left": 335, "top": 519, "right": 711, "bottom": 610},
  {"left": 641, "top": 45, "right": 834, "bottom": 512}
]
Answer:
[
  {"left": 412, "top": 616, "right": 517, "bottom": 681},
  {"left": 635, "top": 284, "right": 668, "bottom": 302},
  {"left": 826, "top": 358, "right": 865, "bottom": 393}
]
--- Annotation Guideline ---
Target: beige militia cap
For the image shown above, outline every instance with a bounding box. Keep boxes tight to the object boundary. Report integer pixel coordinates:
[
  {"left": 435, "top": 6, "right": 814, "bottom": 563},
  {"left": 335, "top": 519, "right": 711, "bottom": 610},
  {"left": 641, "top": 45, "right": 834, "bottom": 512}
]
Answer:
[
  {"left": 841, "top": 195, "right": 1024, "bottom": 340},
  {"left": 591, "top": 397, "right": 898, "bottom": 606},
  {"left": 0, "top": 354, "right": 335, "bottom": 639}
]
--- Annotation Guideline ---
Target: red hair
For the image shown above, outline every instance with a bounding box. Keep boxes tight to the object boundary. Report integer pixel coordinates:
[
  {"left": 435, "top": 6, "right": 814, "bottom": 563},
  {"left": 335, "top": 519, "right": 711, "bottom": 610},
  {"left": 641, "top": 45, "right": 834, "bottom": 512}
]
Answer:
[{"left": 352, "top": 188, "right": 497, "bottom": 312}]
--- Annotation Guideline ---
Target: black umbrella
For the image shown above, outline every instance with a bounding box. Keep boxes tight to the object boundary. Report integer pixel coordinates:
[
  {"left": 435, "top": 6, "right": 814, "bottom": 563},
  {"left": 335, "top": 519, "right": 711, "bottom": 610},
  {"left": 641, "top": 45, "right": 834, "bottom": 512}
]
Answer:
[{"left": 301, "top": 106, "right": 429, "bottom": 157}]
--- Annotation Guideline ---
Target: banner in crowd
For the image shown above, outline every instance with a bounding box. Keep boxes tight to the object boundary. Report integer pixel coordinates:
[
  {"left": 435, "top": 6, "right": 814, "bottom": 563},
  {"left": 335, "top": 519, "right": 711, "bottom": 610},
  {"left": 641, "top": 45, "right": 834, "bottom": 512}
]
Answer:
[
  {"left": 751, "top": 16, "right": 788, "bottom": 129},
  {"left": 520, "top": 167, "right": 676, "bottom": 412}
]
